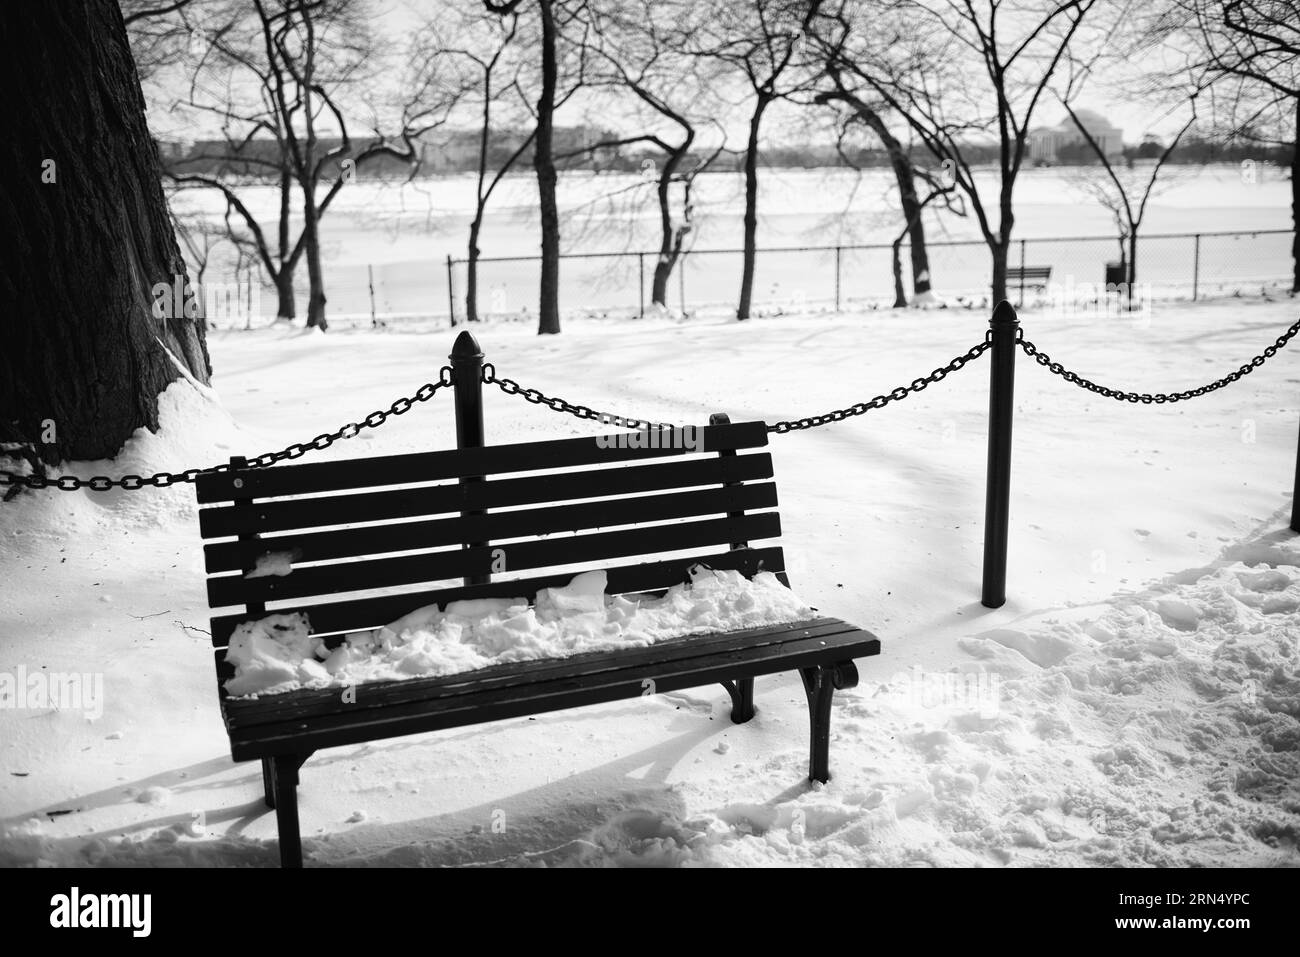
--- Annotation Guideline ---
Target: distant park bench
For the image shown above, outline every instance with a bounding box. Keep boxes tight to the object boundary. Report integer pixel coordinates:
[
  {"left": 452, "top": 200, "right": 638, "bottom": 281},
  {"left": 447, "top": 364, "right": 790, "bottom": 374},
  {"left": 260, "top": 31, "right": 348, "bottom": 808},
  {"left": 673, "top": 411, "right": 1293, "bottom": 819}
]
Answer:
[
  {"left": 1008, "top": 265, "right": 1053, "bottom": 290},
  {"left": 194, "top": 417, "right": 880, "bottom": 867}
]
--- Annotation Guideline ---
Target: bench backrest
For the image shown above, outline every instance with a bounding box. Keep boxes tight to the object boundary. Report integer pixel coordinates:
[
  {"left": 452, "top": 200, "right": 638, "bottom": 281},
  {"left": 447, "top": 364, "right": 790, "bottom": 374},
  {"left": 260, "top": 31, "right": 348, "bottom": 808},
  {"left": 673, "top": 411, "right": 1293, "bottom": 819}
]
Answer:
[{"left": 195, "top": 420, "right": 785, "bottom": 649}]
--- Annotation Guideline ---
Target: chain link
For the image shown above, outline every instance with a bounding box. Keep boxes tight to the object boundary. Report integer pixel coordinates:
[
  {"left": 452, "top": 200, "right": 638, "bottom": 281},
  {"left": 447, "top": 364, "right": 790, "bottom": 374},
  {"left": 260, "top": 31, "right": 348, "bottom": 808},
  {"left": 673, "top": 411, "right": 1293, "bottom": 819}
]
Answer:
[
  {"left": 1018, "top": 318, "right": 1300, "bottom": 404},
  {"left": 0, "top": 367, "right": 455, "bottom": 493},
  {"left": 767, "top": 338, "right": 993, "bottom": 433},
  {"left": 480, "top": 362, "right": 678, "bottom": 431}
]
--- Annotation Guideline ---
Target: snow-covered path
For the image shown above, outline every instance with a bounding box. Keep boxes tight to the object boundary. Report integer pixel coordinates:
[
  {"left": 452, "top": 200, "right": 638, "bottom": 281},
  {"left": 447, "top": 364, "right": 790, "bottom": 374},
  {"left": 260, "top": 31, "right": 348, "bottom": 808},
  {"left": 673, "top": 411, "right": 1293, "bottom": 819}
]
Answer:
[{"left": 1, "top": 295, "right": 1297, "bottom": 866}]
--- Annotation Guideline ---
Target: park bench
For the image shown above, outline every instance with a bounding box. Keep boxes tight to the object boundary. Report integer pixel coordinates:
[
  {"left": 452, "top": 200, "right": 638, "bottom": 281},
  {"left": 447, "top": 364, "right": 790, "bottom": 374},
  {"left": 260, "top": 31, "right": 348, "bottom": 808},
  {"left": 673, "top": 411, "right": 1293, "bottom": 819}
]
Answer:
[
  {"left": 1008, "top": 265, "right": 1053, "bottom": 290},
  {"left": 194, "top": 416, "right": 880, "bottom": 867}
]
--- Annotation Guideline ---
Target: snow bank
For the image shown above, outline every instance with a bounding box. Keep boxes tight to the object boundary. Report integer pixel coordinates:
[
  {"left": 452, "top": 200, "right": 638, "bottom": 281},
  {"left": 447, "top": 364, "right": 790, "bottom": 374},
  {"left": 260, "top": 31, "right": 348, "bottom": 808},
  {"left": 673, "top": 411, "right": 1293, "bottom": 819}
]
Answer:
[{"left": 223, "top": 566, "right": 814, "bottom": 697}]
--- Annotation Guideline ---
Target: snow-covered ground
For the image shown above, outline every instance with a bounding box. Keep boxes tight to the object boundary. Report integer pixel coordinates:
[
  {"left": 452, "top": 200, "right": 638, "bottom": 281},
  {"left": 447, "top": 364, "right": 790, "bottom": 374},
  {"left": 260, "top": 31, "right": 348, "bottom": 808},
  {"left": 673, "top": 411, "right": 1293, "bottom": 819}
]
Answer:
[{"left": 1, "top": 292, "right": 1298, "bottom": 866}]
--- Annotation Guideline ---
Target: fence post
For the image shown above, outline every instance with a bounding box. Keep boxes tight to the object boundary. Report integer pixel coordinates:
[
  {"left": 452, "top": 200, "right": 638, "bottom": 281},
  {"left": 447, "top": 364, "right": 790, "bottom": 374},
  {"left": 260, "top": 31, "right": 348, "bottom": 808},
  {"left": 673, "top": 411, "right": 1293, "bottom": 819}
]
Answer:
[
  {"left": 450, "top": 330, "right": 487, "bottom": 586},
  {"left": 1017, "top": 239, "right": 1027, "bottom": 307},
  {"left": 638, "top": 252, "right": 645, "bottom": 319},
  {"left": 834, "top": 245, "right": 842, "bottom": 312},
  {"left": 678, "top": 252, "right": 687, "bottom": 315},
  {"left": 1192, "top": 234, "right": 1201, "bottom": 302},
  {"left": 446, "top": 255, "right": 456, "bottom": 326},
  {"left": 368, "top": 264, "right": 377, "bottom": 328},
  {"left": 982, "top": 300, "right": 1019, "bottom": 609}
]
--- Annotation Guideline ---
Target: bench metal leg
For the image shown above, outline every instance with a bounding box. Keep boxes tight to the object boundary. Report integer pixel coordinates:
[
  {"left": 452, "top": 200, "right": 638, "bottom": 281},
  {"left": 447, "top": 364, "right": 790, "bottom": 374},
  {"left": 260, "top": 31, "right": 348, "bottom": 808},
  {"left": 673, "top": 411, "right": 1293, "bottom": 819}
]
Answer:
[
  {"left": 720, "top": 678, "right": 755, "bottom": 723},
  {"left": 269, "top": 752, "right": 311, "bottom": 868},
  {"left": 261, "top": 757, "right": 276, "bottom": 809},
  {"left": 800, "top": 662, "right": 859, "bottom": 783}
]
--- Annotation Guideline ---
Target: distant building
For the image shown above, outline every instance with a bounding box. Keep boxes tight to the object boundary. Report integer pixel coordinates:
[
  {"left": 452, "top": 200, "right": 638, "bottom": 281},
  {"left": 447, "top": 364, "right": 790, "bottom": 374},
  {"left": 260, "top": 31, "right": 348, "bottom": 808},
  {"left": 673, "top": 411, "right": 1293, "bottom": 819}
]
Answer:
[{"left": 1028, "top": 109, "right": 1124, "bottom": 164}]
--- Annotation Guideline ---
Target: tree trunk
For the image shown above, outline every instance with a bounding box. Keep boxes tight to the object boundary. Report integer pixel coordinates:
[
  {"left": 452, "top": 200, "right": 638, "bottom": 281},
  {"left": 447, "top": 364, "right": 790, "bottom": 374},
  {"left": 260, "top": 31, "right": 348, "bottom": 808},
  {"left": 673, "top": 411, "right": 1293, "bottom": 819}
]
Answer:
[
  {"left": 853, "top": 104, "right": 931, "bottom": 300},
  {"left": 467, "top": 217, "right": 482, "bottom": 323},
  {"left": 737, "top": 96, "right": 770, "bottom": 321},
  {"left": 535, "top": 0, "right": 560, "bottom": 335},
  {"left": 1292, "top": 95, "right": 1298, "bottom": 294},
  {"left": 0, "top": 0, "right": 211, "bottom": 466},
  {"left": 990, "top": 241, "right": 1010, "bottom": 306},
  {"left": 991, "top": 188, "right": 1015, "bottom": 304},
  {"left": 891, "top": 235, "right": 907, "bottom": 308},
  {"left": 274, "top": 269, "right": 296, "bottom": 321},
  {"left": 301, "top": 179, "right": 327, "bottom": 331},
  {"left": 1128, "top": 230, "right": 1138, "bottom": 311},
  {"left": 651, "top": 152, "right": 686, "bottom": 306}
]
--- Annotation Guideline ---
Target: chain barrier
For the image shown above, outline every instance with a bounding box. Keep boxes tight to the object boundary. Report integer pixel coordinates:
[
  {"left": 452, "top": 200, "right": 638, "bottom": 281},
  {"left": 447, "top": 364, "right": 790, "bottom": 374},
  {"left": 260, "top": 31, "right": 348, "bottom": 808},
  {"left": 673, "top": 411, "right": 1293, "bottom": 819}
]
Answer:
[
  {"left": 480, "top": 363, "right": 678, "bottom": 431},
  {"left": 0, "top": 367, "right": 455, "bottom": 493},
  {"left": 1018, "top": 317, "right": 1300, "bottom": 404},
  {"left": 9, "top": 314, "right": 1299, "bottom": 493},
  {"left": 767, "top": 337, "right": 993, "bottom": 433}
]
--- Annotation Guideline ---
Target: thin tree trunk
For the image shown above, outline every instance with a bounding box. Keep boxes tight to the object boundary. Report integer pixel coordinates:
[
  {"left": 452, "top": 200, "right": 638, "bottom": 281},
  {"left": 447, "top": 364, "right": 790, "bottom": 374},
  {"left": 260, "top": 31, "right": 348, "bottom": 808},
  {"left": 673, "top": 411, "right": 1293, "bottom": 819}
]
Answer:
[
  {"left": 854, "top": 106, "right": 931, "bottom": 299},
  {"left": 992, "top": 185, "right": 1015, "bottom": 303},
  {"left": 990, "top": 241, "right": 1010, "bottom": 305},
  {"left": 301, "top": 178, "right": 327, "bottom": 330},
  {"left": 467, "top": 216, "right": 483, "bottom": 322},
  {"left": 1128, "top": 231, "right": 1138, "bottom": 311},
  {"left": 891, "top": 234, "right": 907, "bottom": 308},
  {"left": 737, "top": 96, "right": 770, "bottom": 320},
  {"left": 1292, "top": 96, "right": 1299, "bottom": 294},
  {"left": 651, "top": 151, "right": 687, "bottom": 306},
  {"left": 535, "top": 0, "right": 560, "bottom": 335},
  {"left": 0, "top": 0, "right": 210, "bottom": 465}
]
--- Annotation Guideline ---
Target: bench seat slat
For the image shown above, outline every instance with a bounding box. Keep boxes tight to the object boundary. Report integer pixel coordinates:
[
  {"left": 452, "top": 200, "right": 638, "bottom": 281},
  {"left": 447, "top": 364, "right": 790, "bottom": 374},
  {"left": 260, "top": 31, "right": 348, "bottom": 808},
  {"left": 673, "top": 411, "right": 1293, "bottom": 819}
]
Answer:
[
  {"left": 206, "top": 512, "right": 781, "bottom": 608},
  {"left": 208, "top": 545, "right": 787, "bottom": 646},
  {"left": 217, "top": 618, "right": 856, "bottom": 727},
  {"left": 222, "top": 623, "right": 880, "bottom": 761},
  {"left": 203, "top": 482, "right": 778, "bottom": 573},
  {"left": 198, "top": 453, "right": 773, "bottom": 538},
  {"left": 195, "top": 421, "right": 770, "bottom": 504}
]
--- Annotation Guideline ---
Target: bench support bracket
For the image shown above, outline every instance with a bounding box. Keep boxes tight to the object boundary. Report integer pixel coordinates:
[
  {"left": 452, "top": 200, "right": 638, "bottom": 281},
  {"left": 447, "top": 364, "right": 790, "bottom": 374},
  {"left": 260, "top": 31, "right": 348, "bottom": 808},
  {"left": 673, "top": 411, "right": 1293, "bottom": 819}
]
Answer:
[
  {"left": 800, "top": 662, "right": 859, "bottom": 783},
  {"left": 719, "top": 678, "right": 755, "bottom": 723}
]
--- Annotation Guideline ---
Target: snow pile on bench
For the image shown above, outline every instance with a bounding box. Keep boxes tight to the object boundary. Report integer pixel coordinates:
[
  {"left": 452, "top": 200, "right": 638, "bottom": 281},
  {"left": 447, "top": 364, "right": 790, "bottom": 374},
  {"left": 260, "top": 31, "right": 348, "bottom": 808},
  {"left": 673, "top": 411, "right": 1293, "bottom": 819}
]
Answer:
[{"left": 223, "top": 566, "right": 813, "bottom": 697}]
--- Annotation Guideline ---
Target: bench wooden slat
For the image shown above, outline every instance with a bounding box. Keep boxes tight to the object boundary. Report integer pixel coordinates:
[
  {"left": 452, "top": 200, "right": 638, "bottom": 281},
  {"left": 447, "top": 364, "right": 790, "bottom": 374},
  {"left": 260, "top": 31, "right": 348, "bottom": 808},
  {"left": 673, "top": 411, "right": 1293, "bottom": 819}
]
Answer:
[
  {"left": 198, "top": 453, "right": 773, "bottom": 538},
  {"left": 217, "top": 618, "right": 856, "bottom": 727},
  {"left": 207, "top": 512, "right": 782, "bottom": 608},
  {"left": 203, "top": 482, "right": 778, "bottom": 573},
  {"left": 223, "top": 623, "right": 879, "bottom": 761},
  {"left": 195, "top": 421, "right": 770, "bottom": 504},
  {"left": 208, "top": 545, "right": 787, "bottom": 645}
]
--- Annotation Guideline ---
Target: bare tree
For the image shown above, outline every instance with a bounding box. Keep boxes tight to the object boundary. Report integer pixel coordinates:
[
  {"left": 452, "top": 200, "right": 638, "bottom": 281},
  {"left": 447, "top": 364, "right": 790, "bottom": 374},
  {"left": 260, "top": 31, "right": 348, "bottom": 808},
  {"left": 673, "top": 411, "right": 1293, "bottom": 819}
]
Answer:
[
  {"left": 165, "top": 0, "right": 461, "bottom": 329},
  {"left": 820, "top": 0, "right": 1100, "bottom": 304},
  {"left": 484, "top": 0, "right": 590, "bottom": 334},
  {"left": 1063, "top": 99, "right": 1194, "bottom": 305},
  {"left": 572, "top": 0, "right": 728, "bottom": 309},
  {"left": 690, "top": 0, "right": 824, "bottom": 319},
  {"left": 1155, "top": 0, "right": 1299, "bottom": 291},
  {"left": 810, "top": 27, "right": 941, "bottom": 305}
]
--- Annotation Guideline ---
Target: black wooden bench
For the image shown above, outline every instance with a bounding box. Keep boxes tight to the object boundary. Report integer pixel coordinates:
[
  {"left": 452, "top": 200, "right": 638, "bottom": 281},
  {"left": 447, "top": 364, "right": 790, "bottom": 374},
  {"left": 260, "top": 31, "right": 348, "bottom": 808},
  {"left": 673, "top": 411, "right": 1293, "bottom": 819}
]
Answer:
[
  {"left": 1008, "top": 265, "right": 1052, "bottom": 290},
  {"left": 195, "top": 417, "right": 880, "bottom": 867}
]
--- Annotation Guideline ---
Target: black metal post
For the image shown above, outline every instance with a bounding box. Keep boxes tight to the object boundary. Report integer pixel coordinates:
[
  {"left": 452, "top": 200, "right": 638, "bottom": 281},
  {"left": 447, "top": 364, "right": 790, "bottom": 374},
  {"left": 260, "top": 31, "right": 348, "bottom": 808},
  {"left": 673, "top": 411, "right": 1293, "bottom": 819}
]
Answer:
[
  {"left": 451, "top": 330, "right": 487, "bottom": 585},
  {"left": 638, "top": 252, "right": 645, "bottom": 319},
  {"left": 981, "top": 300, "right": 1019, "bottom": 608},
  {"left": 1291, "top": 415, "right": 1300, "bottom": 533}
]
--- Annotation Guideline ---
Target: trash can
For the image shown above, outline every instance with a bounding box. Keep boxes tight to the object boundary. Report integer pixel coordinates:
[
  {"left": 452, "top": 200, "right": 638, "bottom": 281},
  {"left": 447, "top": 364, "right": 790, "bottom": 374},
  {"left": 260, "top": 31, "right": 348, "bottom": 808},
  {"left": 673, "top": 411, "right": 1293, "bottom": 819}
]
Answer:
[{"left": 1104, "top": 262, "right": 1126, "bottom": 287}]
